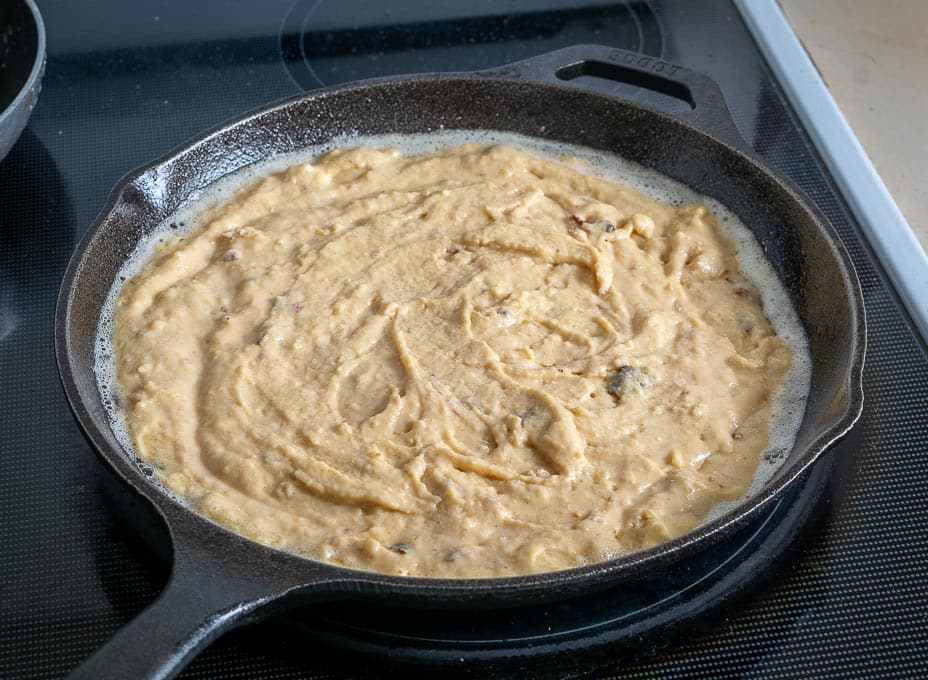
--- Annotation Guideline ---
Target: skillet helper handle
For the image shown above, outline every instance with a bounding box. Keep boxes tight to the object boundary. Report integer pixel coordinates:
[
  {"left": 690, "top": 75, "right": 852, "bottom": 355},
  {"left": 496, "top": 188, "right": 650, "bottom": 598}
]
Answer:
[
  {"left": 490, "top": 44, "right": 748, "bottom": 151},
  {"left": 67, "top": 523, "right": 324, "bottom": 680}
]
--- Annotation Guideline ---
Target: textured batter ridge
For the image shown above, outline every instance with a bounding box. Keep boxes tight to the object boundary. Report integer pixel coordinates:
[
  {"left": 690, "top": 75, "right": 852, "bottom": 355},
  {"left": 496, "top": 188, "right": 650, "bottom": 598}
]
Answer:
[{"left": 110, "top": 144, "right": 796, "bottom": 577}]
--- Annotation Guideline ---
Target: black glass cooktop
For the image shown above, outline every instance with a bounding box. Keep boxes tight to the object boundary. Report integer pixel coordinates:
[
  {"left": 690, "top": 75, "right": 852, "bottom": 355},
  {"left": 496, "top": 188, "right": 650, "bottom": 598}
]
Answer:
[{"left": 2, "top": 1, "right": 927, "bottom": 678}]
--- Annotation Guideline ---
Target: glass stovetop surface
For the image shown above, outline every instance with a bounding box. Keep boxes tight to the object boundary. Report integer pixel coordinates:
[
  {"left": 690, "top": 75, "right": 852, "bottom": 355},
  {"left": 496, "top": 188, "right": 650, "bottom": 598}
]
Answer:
[{"left": 1, "top": 1, "right": 926, "bottom": 677}]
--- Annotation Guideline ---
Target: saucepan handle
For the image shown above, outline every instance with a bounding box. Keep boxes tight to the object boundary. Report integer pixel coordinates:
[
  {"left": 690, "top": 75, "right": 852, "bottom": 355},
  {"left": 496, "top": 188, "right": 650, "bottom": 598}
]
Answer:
[
  {"left": 486, "top": 44, "right": 748, "bottom": 151},
  {"left": 67, "top": 514, "right": 336, "bottom": 680}
]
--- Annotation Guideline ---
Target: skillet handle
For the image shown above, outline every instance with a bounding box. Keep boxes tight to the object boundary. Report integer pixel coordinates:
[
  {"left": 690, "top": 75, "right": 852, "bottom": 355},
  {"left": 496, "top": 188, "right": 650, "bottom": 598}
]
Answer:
[
  {"left": 67, "top": 519, "right": 335, "bottom": 680},
  {"left": 487, "top": 44, "right": 748, "bottom": 151}
]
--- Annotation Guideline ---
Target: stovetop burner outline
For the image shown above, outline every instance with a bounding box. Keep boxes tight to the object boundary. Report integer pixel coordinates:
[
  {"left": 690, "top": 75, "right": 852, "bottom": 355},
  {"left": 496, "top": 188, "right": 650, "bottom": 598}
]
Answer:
[{"left": 279, "top": 0, "right": 665, "bottom": 91}]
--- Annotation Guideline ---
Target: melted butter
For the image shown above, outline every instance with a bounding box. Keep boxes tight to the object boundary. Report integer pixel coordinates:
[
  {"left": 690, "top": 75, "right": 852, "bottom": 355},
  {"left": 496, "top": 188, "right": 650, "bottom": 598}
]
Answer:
[{"left": 99, "top": 137, "right": 809, "bottom": 577}]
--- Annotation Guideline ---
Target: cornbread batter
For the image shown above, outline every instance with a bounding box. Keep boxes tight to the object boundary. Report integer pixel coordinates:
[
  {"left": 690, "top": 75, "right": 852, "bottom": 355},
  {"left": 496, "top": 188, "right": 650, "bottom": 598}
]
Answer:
[{"left": 105, "top": 139, "right": 806, "bottom": 577}]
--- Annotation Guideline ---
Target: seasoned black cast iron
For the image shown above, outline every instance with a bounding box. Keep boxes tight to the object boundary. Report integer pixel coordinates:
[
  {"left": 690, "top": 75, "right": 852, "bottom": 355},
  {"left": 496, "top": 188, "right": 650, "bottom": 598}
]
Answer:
[{"left": 56, "top": 46, "right": 865, "bottom": 680}]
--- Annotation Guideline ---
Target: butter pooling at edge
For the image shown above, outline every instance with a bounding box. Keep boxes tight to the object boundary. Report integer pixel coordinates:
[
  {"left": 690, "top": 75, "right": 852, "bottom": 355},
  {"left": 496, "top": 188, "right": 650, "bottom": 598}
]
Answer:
[{"left": 95, "top": 131, "right": 811, "bottom": 577}]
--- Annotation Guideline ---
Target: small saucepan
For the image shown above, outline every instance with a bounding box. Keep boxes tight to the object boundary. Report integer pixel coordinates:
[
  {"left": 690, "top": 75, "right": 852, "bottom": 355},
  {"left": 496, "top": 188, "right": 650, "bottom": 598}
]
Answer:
[
  {"left": 0, "top": 0, "right": 45, "bottom": 161},
  {"left": 56, "top": 45, "right": 864, "bottom": 679}
]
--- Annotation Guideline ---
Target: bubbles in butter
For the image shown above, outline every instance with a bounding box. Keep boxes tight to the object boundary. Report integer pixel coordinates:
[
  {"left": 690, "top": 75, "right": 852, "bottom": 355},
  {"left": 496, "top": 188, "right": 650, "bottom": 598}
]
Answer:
[{"left": 95, "top": 129, "right": 811, "bottom": 531}]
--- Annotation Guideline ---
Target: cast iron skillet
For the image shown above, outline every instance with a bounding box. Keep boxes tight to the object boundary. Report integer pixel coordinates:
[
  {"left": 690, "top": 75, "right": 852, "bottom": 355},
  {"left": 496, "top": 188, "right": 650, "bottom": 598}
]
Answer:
[
  {"left": 0, "top": 0, "right": 44, "bottom": 162},
  {"left": 57, "top": 46, "right": 865, "bottom": 680}
]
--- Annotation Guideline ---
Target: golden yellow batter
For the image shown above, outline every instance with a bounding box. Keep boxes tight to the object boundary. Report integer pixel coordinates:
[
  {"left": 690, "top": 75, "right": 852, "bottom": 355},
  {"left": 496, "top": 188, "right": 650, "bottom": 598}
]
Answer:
[{"left": 111, "top": 144, "right": 791, "bottom": 577}]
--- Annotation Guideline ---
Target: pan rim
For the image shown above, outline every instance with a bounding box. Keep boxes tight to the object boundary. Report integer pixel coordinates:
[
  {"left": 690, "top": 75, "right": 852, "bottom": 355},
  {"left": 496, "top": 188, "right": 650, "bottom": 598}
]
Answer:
[{"left": 55, "top": 70, "right": 866, "bottom": 600}]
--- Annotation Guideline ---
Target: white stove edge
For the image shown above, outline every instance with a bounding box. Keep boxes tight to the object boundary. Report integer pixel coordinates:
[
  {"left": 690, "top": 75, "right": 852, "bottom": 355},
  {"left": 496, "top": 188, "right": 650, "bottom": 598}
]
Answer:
[{"left": 735, "top": 0, "right": 928, "bottom": 344}]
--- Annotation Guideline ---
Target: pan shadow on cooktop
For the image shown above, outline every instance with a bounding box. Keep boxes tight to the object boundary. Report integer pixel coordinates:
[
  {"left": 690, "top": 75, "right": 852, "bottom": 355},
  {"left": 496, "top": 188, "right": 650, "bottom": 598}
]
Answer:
[
  {"left": 0, "top": 129, "right": 115, "bottom": 677},
  {"left": 0, "top": 129, "right": 72, "bottom": 282}
]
